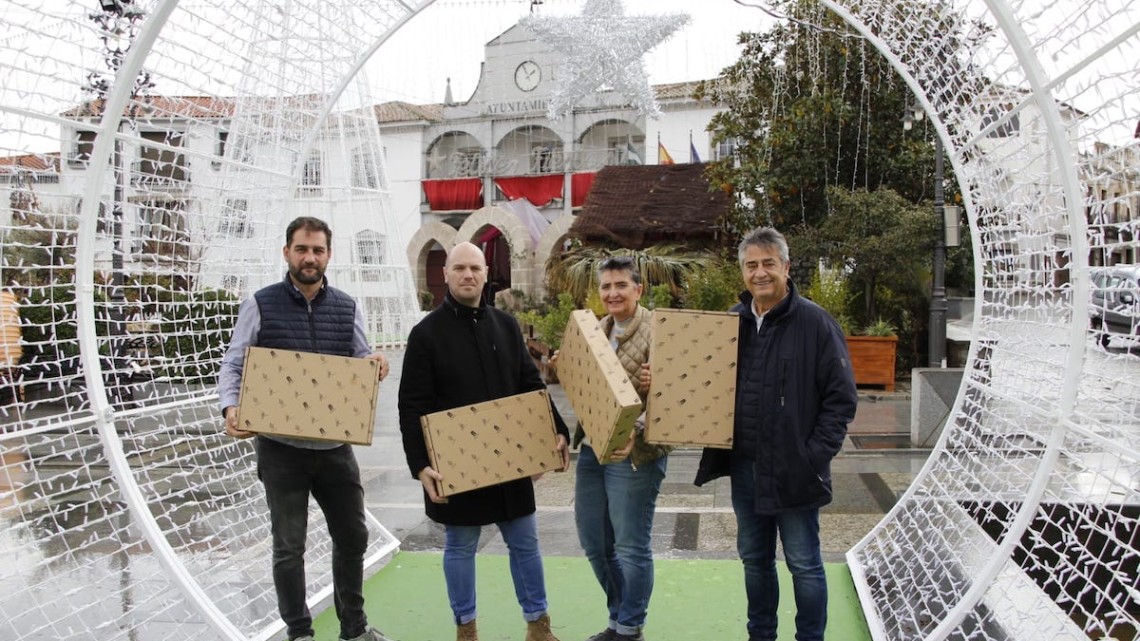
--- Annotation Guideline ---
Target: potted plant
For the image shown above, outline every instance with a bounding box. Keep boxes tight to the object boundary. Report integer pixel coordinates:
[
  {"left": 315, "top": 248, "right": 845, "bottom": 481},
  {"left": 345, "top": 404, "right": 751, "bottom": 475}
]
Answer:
[
  {"left": 806, "top": 268, "right": 898, "bottom": 391},
  {"left": 846, "top": 319, "right": 898, "bottom": 391},
  {"left": 516, "top": 292, "right": 576, "bottom": 383}
]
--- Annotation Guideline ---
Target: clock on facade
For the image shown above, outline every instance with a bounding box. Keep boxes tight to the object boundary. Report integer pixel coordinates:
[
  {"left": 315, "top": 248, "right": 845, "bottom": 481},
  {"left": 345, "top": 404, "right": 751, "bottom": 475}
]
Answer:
[{"left": 514, "top": 60, "right": 541, "bottom": 92}]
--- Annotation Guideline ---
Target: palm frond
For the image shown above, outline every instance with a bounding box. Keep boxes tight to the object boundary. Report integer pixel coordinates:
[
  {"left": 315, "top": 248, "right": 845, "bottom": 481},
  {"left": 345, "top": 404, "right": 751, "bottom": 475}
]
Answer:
[{"left": 544, "top": 244, "right": 713, "bottom": 304}]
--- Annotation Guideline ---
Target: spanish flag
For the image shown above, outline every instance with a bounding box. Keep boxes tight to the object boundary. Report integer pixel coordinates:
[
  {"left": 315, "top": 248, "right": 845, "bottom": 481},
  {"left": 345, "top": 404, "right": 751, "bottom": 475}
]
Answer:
[{"left": 658, "top": 141, "right": 674, "bottom": 165}]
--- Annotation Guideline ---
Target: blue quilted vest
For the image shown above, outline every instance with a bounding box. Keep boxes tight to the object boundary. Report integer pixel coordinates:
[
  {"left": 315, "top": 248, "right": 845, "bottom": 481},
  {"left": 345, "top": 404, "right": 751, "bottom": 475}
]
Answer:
[{"left": 253, "top": 278, "right": 356, "bottom": 356}]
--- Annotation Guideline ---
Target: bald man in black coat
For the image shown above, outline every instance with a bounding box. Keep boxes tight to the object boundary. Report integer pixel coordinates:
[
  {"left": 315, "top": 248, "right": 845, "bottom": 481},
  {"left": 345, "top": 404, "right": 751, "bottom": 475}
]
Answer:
[{"left": 399, "top": 242, "right": 569, "bottom": 641}]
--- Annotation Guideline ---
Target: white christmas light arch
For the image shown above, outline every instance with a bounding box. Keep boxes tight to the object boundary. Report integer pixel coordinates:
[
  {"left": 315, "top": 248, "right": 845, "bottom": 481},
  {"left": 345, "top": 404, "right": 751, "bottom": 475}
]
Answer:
[{"left": 0, "top": 1, "right": 1137, "bottom": 641}]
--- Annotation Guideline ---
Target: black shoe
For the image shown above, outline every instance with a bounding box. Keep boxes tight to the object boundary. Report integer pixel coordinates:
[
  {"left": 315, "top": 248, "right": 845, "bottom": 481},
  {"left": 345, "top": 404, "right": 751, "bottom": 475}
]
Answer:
[
  {"left": 585, "top": 629, "right": 616, "bottom": 641},
  {"left": 613, "top": 633, "right": 644, "bottom": 641}
]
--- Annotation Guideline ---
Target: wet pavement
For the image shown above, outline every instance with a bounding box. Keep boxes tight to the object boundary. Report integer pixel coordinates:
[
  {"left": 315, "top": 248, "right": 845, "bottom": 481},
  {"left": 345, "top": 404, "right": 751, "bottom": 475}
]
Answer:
[{"left": 361, "top": 352, "right": 927, "bottom": 563}]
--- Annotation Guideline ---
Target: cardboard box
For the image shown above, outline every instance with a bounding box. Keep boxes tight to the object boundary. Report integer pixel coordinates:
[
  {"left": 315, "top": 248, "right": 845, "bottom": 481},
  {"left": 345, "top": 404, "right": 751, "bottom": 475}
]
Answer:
[
  {"left": 420, "top": 389, "right": 563, "bottom": 497},
  {"left": 236, "top": 346, "right": 379, "bottom": 445},
  {"left": 645, "top": 309, "right": 738, "bottom": 449},
  {"left": 558, "top": 309, "right": 643, "bottom": 462}
]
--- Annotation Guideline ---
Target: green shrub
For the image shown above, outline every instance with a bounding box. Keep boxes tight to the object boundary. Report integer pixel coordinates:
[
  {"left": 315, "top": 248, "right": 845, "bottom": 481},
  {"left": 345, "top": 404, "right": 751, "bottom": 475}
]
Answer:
[
  {"left": 151, "top": 287, "right": 240, "bottom": 381},
  {"left": 517, "top": 292, "right": 575, "bottom": 350},
  {"left": 805, "top": 266, "right": 856, "bottom": 335},
  {"left": 584, "top": 289, "right": 606, "bottom": 317},
  {"left": 17, "top": 286, "right": 89, "bottom": 380},
  {"left": 645, "top": 284, "right": 673, "bottom": 310},
  {"left": 683, "top": 256, "right": 741, "bottom": 311}
]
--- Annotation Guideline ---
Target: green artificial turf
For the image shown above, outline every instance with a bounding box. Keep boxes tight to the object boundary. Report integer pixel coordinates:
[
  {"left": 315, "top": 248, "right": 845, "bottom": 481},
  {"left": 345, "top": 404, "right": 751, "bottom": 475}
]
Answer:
[{"left": 314, "top": 551, "right": 870, "bottom": 641}]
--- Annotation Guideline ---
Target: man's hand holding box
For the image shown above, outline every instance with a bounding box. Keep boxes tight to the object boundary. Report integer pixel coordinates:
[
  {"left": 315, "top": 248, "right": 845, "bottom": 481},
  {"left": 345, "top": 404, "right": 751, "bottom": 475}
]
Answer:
[
  {"left": 420, "top": 389, "right": 565, "bottom": 497},
  {"left": 236, "top": 346, "right": 380, "bottom": 445}
]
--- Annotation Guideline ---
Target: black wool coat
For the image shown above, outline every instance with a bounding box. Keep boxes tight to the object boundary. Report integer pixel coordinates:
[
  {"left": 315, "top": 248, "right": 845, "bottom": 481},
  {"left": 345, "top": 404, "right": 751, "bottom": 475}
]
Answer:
[{"left": 398, "top": 293, "right": 569, "bottom": 526}]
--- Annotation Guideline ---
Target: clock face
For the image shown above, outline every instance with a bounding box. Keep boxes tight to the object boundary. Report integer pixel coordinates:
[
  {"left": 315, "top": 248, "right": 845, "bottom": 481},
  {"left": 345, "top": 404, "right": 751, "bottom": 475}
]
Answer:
[{"left": 514, "top": 60, "right": 541, "bottom": 92}]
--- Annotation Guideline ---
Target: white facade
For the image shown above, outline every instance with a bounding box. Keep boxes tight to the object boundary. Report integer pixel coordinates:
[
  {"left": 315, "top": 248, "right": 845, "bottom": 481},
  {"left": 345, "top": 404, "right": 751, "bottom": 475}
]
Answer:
[
  {"left": 4, "top": 98, "right": 422, "bottom": 345},
  {"left": 4, "top": 22, "right": 729, "bottom": 309},
  {"left": 375, "top": 23, "right": 727, "bottom": 301}
]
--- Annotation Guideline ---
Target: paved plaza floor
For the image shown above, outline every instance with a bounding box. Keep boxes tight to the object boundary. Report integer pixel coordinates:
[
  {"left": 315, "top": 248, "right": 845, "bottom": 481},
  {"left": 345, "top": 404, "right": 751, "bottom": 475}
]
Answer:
[
  {"left": 359, "top": 353, "right": 927, "bottom": 564},
  {"left": 328, "top": 353, "right": 926, "bottom": 640},
  {"left": 2, "top": 348, "right": 930, "bottom": 640}
]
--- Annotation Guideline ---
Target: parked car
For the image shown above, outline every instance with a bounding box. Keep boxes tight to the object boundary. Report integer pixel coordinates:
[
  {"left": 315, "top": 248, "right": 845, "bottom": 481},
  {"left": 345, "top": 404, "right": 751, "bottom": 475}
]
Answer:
[{"left": 1089, "top": 264, "right": 1140, "bottom": 348}]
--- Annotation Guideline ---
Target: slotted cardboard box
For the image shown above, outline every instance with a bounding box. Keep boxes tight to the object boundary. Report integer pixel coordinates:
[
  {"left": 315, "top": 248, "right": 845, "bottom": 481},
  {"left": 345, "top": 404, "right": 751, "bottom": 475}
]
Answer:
[
  {"left": 558, "top": 309, "right": 643, "bottom": 462},
  {"left": 420, "top": 389, "right": 563, "bottom": 498},
  {"left": 236, "top": 346, "right": 379, "bottom": 445},
  {"left": 645, "top": 309, "right": 738, "bottom": 449}
]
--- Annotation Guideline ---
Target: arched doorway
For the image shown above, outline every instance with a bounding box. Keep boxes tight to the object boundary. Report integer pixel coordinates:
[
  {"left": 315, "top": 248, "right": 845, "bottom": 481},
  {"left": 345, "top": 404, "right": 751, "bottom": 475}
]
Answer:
[{"left": 475, "top": 224, "right": 511, "bottom": 306}]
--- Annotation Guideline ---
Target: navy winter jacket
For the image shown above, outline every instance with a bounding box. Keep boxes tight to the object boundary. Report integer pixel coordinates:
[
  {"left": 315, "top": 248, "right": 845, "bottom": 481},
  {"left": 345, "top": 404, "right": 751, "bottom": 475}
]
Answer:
[{"left": 695, "top": 280, "right": 857, "bottom": 513}]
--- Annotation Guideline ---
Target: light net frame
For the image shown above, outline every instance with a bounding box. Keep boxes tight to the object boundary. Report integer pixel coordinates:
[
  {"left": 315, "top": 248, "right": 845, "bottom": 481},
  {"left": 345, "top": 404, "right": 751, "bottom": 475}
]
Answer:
[
  {"left": 1, "top": 1, "right": 425, "bottom": 639},
  {"left": 828, "top": 0, "right": 1140, "bottom": 640},
  {"left": 0, "top": 1, "right": 1137, "bottom": 641}
]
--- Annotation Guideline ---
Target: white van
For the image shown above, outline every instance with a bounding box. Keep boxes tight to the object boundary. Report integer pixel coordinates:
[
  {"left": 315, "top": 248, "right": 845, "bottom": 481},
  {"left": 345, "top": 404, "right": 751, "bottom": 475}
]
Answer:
[{"left": 1089, "top": 264, "right": 1140, "bottom": 348}]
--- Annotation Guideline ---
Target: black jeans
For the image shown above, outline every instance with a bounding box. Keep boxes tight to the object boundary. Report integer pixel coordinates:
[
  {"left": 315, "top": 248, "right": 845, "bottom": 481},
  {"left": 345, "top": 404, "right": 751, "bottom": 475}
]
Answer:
[{"left": 256, "top": 437, "right": 370, "bottom": 640}]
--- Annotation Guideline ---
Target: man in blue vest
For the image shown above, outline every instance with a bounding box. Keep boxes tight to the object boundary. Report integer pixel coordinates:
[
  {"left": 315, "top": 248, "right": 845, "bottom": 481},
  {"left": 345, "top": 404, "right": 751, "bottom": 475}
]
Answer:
[
  {"left": 219, "top": 216, "right": 395, "bottom": 641},
  {"left": 695, "top": 227, "right": 857, "bottom": 641}
]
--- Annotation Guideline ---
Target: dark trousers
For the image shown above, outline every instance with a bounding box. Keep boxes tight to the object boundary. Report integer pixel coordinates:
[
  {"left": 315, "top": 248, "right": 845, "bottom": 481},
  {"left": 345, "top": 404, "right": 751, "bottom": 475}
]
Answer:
[{"left": 256, "top": 437, "right": 370, "bottom": 640}]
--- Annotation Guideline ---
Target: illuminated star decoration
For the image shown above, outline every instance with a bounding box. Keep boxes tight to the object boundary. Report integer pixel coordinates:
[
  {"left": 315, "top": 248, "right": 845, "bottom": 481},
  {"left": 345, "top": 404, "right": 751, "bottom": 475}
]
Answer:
[{"left": 521, "top": 0, "right": 689, "bottom": 121}]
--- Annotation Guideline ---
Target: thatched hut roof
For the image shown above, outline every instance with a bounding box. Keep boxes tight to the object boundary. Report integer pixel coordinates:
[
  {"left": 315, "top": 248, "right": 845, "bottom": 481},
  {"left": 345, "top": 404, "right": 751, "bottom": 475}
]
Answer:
[{"left": 571, "top": 163, "right": 730, "bottom": 249}]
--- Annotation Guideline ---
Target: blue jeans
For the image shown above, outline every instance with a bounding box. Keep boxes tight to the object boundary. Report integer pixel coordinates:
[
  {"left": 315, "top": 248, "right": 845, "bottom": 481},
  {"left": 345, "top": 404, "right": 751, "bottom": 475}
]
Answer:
[
  {"left": 730, "top": 457, "right": 827, "bottom": 641},
  {"left": 256, "top": 437, "right": 370, "bottom": 641},
  {"left": 575, "top": 444, "right": 667, "bottom": 636},
  {"left": 443, "top": 513, "right": 549, "bottom": 625}
]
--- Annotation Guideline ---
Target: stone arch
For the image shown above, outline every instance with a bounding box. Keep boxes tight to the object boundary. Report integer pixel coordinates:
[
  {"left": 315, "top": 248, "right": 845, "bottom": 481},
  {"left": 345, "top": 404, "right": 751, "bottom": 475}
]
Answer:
[
  {"left": 533, "top": 214, "right": 576, "bottom": 299},
  {"left": 456, "top": 205, "right": 536, "bottom": 296},
  {"left": 405, "top": 221, "right": 457, "bottom": 296}
]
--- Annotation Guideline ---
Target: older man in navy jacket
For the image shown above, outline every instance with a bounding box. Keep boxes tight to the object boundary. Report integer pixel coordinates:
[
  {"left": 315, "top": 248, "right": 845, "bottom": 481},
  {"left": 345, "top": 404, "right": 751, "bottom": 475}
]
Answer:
[{"left": 695, "top": 227, "right": 857, "bottom": 641}]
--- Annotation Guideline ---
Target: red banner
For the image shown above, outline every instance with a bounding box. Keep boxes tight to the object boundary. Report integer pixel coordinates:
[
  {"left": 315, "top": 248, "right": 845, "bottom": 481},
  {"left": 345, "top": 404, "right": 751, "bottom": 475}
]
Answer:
[
  {"left": 571, "top": 172, "right": 596, "bottom": 207},
  {"left": 494, "top": 175, "right": 564, "bottom": 207},
  {"left": 422, "top": 178, "right": 482, "bottom": 211}
]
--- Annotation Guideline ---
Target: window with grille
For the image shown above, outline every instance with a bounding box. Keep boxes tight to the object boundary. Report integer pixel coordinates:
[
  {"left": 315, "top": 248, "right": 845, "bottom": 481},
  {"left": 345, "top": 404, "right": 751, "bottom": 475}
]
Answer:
[
  {"left": 220, "top": 274, "right": 246, "bottom": 293},
  {"left": 982, "top": 106, "right": 1020, "bottom": 138},
  {"left": 356, "top": 230, "right": 386, "bottom": 281},
  {"left": 137, "top": 201, "right": 189, "bottom": 259},
  {"left": 218, "top": 200, "right": 251, "bottom": 237},
  {"left": 714, "top": 137, "right": 739, "bottom": 162},
  {"left": 299, "top": 151, "right": 323, "bottom": 196},
  {"left": 215, "top": 130, "right": 253, "bottom": 167},
  {"left": 70, "top": 130, "right": 97, "bottom": 166},
  {"left": 352, "top": 149, "right": 380, "bottom": 189}
]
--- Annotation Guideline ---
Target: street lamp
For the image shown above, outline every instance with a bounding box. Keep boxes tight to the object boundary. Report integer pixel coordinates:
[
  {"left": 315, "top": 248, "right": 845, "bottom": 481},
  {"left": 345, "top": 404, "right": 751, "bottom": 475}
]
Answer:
[
  {"left": 905, "top": 101, "right": 948, "bottom": 367},
  {"left": 87, "top": 0, "right": 150, "bottom": 407}
]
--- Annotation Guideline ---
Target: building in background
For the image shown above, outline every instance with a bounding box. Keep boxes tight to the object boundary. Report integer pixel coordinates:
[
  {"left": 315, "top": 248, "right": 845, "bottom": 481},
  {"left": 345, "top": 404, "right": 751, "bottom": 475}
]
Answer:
[{"left": 377, "top": 23, "right": 729, "bottom": 303}]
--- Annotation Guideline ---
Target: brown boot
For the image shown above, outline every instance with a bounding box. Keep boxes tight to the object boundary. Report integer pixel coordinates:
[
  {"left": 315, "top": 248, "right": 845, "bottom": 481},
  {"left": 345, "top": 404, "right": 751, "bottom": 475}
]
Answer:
[
  {"left": 457, "top": 620, "right": 478, "bottom": 641},
  {"left": 524, "top": 614, "right": 560, "bottom": 641}
]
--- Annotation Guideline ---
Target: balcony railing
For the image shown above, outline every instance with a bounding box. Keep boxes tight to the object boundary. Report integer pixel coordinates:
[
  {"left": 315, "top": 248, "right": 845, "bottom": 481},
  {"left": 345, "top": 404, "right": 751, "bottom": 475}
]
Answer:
[{"left": 425, "top": 147, "right": 640, "bottom": 179}]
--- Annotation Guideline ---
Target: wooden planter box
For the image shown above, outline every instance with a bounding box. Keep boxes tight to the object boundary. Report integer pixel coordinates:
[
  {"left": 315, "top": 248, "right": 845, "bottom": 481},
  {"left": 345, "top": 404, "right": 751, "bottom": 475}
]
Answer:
[{"left": 846, "top": 335, "right": 897, "bottom": 391}]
